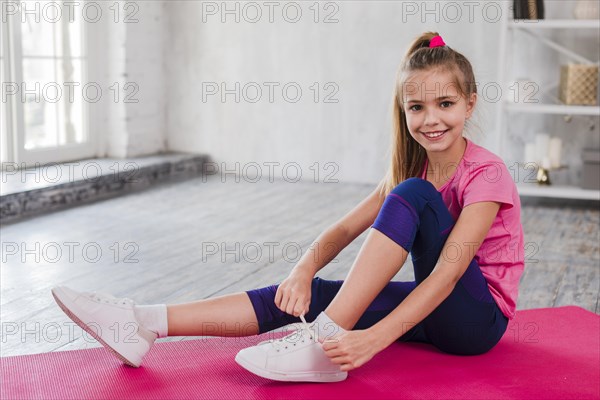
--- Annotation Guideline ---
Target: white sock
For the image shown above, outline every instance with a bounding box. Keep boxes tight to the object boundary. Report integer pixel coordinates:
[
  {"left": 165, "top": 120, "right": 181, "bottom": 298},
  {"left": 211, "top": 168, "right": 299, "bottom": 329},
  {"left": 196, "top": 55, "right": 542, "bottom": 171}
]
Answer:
[
  {"left": 312, "top": 311, "right": 347, "bottom": 342},
  {"left": 133, "top": 304, "right": 169, "bottom": 338}
]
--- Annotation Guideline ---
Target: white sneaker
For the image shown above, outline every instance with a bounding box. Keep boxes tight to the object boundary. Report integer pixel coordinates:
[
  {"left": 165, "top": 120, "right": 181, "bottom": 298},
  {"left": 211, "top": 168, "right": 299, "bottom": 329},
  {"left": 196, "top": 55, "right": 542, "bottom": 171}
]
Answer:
[
  {"left": 51, "top": 286, "right": 157, "bottom": 367},
  {"left": 235, "top": 315, "right": 348, "bottom": 382}
]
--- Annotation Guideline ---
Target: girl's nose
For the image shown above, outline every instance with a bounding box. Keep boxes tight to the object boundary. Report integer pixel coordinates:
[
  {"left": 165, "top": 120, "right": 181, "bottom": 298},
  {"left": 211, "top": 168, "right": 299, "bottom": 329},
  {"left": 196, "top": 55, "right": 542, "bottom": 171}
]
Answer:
[{"left": 423, "top": 109, "right": 440, "bottom": 126}]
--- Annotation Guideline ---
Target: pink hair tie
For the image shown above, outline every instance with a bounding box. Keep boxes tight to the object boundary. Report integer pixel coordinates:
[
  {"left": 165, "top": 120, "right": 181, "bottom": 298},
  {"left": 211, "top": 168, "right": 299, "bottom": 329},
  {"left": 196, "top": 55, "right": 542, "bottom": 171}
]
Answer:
[{"left": 429, "top": 35, "right": 446, "bottom": 48}]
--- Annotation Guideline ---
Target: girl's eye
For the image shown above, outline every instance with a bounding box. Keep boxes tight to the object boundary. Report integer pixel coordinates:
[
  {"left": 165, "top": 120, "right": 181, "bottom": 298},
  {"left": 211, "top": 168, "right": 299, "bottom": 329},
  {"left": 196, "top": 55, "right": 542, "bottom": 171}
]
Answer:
[{"left": 408, "top": 102, "right": 453, "bottom": 112}]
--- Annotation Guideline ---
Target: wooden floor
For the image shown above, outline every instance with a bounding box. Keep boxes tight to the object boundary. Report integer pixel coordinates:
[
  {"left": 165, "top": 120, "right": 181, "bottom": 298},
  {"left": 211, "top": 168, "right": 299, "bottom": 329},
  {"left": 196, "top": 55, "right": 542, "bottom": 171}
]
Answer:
[{"left": 1, "top": 175, "right": 598, "bottom": 357}]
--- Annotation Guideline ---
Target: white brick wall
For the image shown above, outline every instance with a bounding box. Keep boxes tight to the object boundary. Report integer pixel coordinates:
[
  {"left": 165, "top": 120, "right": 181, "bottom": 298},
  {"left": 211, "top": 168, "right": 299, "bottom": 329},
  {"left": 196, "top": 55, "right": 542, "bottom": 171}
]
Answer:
[{"left": 91, "top": 1, "right": 167, "bottom": 159}]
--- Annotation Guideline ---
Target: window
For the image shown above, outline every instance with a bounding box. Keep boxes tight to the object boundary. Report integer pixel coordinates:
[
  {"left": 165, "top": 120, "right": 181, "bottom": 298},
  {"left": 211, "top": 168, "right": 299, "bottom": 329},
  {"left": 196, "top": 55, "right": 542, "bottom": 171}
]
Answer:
[
  {"left": 1, "top": 1, "right": 96, "bottom": 168},
  {"left": 1, "top": 11, "right": 10, "bottom": 164}
]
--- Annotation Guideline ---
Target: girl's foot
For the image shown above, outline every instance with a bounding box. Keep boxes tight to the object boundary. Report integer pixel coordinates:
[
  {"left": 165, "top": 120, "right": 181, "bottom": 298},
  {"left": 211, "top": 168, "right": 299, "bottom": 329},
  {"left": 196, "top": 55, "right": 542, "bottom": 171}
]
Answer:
[
  {"left": 235, "top": 313, "right": 348, "bottom": 382},
  {"left": 51, "top": 286, "right": 157, "bottom": 367}
]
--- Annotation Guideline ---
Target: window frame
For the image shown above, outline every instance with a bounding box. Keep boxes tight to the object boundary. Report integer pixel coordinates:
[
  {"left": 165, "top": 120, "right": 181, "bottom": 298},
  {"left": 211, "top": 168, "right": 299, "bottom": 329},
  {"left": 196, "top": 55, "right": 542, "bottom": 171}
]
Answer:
[{"left": 2, "top": 8, "right": 97, "bottom": 168}]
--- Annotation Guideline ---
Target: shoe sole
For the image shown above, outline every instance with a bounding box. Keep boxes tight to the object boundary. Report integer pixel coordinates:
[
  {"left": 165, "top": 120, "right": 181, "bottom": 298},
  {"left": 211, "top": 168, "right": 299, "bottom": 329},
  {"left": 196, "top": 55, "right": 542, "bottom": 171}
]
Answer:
[
  {"left": 51, "top": 288, "right": 140, "bottom": 368},
  {"left": 234, "top": 353, "right": 347, "bottom": 383}
]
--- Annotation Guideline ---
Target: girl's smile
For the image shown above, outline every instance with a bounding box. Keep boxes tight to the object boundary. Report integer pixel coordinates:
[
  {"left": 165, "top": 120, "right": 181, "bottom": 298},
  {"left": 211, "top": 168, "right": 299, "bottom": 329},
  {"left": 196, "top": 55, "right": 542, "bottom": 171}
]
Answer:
[{"left": 421, "top": 129, "right": 448, "bottom": 140}]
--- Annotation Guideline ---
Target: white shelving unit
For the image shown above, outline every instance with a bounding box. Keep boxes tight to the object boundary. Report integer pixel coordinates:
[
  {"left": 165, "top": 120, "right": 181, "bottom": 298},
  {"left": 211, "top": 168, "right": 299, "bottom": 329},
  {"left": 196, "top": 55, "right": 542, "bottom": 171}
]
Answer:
[
  {"left": 495, "top": 6, "right": 600, "bottom": 201},
  {"left": 508, "top": 19, "right": 600, "bottom": 29}
]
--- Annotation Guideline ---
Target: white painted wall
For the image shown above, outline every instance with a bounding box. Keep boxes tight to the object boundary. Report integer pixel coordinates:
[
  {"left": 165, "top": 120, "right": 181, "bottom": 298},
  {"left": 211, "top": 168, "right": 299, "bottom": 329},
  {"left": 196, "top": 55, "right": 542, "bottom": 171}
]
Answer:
[
  {"left": 89, "top": 1, "right": 168, "bottom": 159},
  {"left": 92, "top": 1, "right": 598, "bottom": 186},
  {"left": 164, "top": 1, "right": 510, "bottom": 184}
]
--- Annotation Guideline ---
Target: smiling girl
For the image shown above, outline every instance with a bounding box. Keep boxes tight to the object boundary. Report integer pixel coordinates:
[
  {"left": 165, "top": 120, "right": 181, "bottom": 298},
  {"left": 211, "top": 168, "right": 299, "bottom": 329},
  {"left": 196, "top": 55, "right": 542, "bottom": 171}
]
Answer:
[{"left": 52, "top": 32, "right": 524, "bottom": 383}]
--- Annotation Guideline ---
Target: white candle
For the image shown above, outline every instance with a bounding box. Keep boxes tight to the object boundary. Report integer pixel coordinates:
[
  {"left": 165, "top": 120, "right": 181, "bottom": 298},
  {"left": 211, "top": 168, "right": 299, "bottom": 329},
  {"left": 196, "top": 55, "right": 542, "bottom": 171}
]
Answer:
[
  {"left": 548, "top": 137, "right": 562, "bottom": 169},
  {"left": 542, "top": 156, "right": 552, "bottom": 170},
  {"left": 524, "top": 143, "right": 537, "bottom": 165},
  {"left": 535, "top": 133, "right": 550, "bottom": 164}
]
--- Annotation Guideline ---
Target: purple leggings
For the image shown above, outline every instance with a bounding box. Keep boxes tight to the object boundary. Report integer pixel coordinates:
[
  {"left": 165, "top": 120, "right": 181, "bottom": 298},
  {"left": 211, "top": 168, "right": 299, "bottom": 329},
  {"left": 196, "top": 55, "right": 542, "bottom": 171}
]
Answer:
[{"left": 246, "top": 178, "right": 508, "bottom": 355}]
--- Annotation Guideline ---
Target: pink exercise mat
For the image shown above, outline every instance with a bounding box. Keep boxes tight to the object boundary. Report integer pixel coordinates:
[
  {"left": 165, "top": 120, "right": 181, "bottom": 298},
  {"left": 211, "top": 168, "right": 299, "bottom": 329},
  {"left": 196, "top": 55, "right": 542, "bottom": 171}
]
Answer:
[{"left": 1, "top": 306, "right": 599, "bottom": 399}]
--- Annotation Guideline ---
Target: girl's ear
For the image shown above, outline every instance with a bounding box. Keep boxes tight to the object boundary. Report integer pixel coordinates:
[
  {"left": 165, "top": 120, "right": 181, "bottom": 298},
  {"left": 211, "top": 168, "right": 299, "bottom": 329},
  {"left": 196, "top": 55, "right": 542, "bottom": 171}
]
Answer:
[{"left": 465, "top": 92, "right": 477, "bottom": 119}]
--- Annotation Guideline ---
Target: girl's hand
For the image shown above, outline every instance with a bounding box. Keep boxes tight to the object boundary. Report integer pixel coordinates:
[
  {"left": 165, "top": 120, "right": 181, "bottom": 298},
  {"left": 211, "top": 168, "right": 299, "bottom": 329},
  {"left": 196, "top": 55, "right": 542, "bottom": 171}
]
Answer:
[
  {"left": 274, "top": 267, "right": 313, "bottom": 317},
  {"left": 322, "top": 330, "right": 383, "bottom": 372}
]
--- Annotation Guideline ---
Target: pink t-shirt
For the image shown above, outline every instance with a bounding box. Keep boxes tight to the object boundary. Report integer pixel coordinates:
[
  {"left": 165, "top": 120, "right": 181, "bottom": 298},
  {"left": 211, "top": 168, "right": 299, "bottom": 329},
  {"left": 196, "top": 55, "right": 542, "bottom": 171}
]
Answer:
[{"left": 420, "top": 137, "right": 524, "bottom": 319}]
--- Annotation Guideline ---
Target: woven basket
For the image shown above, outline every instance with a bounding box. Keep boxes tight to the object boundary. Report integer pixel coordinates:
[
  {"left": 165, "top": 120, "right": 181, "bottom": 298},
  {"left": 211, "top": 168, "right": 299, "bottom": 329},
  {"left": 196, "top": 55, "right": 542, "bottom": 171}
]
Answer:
[{"left": 558, "top": 64, "right": 599, "bottom": 106}]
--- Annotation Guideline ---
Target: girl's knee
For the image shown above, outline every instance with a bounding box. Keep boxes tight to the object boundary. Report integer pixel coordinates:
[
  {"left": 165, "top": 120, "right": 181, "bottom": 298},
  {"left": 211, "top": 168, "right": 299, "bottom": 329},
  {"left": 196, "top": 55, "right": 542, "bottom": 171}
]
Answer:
[
  {"left": 391, "top": 177, "right": 435, "bottom": 196},
  {"left": 384, "top": 178, "right": 441, "bottom": 217}
]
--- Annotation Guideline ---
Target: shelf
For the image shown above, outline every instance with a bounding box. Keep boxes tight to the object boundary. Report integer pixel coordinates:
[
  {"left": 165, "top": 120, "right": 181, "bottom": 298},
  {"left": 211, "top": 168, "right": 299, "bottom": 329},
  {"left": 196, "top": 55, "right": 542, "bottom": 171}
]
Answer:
[
  {"left": 497, "top": 3, "right": 600, "bottom": 202},
  {"left": 505, "top": 102, "right": 600, "bottom": 116},
  {"left": 517, "top": 184, "right": 600, "bottom": 200},
  {"left": 510, "top": 20, "right": 600, "bottom": 29}
]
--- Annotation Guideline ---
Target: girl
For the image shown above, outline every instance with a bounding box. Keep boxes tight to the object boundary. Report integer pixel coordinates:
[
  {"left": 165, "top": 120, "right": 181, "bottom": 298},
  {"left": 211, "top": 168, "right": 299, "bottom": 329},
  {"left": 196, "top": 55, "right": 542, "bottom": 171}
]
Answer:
[{"left": 51, "top": 32, "right": 524, "bottom": 383}]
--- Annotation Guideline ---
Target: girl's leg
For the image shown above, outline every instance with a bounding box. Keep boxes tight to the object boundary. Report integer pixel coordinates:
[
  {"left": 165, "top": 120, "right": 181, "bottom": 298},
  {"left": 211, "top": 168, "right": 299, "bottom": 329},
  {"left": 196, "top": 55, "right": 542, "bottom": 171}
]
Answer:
[
  {"left": 245, "top": 277, "right": 425, "bottom": 340},
  {"left": 238, "top": 177, "right": 446, "bottom": 340},
  {"left": 382, "top": 178, "right": 508, "bottom": 354},
  {"left": 418, "top": 258, "right": 508, "bottom": 355},
  {"left": 165, "top": 178, "right": 440, "bottom": 340},
  {"left": 324, "top": 229, "right": 410, "bottom": 330},
  {"left": 311, "top": 177, "right": 506, "bottom": 353},
  {"left": 166, "top": 293, "right": 260, "bottom": 337},
  {"left": 321, "top": 177, "right": 456, "bottom": 331},
  {"left": 167, "top": 178, "right": 505, "bottom": 353}
]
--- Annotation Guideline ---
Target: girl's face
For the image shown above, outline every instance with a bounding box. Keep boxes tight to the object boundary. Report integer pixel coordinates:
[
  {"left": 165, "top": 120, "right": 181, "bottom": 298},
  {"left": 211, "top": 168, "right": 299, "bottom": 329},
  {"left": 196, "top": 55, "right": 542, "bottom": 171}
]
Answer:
[{"left": 401, "top": 68, "right": 476, "bottom": 157}]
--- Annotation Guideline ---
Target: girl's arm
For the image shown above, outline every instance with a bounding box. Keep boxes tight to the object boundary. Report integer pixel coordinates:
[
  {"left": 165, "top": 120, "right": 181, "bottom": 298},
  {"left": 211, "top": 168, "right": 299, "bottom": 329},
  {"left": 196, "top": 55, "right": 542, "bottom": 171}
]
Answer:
[
  {"left": 293, "top": 183, "right": 386, "bottom": 276},
  {"left": 277, "top": 183, "right": 386, "bottom": 316},
  {"left": 367, "top": 201, "right": 501, "bottom": 351}
]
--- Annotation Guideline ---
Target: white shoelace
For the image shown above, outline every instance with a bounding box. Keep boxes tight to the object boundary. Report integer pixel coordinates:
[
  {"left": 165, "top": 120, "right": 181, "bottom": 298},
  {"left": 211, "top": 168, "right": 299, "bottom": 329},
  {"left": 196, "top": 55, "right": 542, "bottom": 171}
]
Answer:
[
  {"left": 90, "top": 291, "right": 134, "bottom": 306},
  {"left": 268, "top": 314, "right": 317, "bottom": 352}
]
